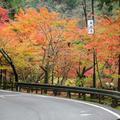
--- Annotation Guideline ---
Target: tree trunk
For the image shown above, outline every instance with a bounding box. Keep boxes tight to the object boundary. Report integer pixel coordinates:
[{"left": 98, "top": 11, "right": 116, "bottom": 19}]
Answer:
[
  {"left": 95, "top": 52, "right": 103, "bottom": 88},
  {"left": 51, "top": 68, "right": 54, "bottom": 84},
  {"left": 91, "top": 0, "right": 94, "bottom": 21},
  {"left": 93, "top": 49, "right": 96, "bottom": 88},
  {"left": 118, "top": 55, "right": 120, "bottom": 91},
  {"left": 82, "top": 0, "right": 87, "bottom": 27},
  {"left": 0, "top": 69, "right": 2, "bottom": 88},
  {"left": 41, "top": 65, "right": 49, "bottom": 84},
  {"left": 44, "top": 69, "right": 48, "bottom": 84}
]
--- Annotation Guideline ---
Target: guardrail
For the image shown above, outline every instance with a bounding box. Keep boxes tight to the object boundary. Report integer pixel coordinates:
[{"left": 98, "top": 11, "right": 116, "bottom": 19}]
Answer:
[{"left": 17, "top": 83, "right": 120, "bottom": 108}]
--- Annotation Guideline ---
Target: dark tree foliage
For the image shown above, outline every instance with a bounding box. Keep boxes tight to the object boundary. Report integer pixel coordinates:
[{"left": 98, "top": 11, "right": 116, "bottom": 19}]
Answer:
[
  {"left": 98, "top": 0, "right": 120, "bottom": 13},
  {"left": 64, "top": 0, "right": 79, "bottom": 9}
]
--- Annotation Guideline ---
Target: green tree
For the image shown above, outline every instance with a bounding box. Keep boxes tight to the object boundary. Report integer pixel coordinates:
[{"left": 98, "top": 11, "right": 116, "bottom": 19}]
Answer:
[
  {"left": 64, "top": 0, "right": 79, "bottom": 9},
  {"left": 97, "top": 0, "right": 120, "bottom": 16}
]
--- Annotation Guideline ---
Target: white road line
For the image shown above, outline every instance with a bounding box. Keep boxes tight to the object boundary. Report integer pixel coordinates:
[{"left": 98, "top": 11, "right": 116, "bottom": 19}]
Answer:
[
  {"left": 0, "top": 90, "right": 19, "bottom": 94},
  {"left": 0, "top": 94, "right": 22, "bottom": 98},
  {"left": 0, "top": 95, "right": 5, "bottom": 98},
  {"left": 80, "top": 114, "right": 92, "bottom": 116},
  {"left": 30, "top": 94, "right": 120, "bottom": 118}
]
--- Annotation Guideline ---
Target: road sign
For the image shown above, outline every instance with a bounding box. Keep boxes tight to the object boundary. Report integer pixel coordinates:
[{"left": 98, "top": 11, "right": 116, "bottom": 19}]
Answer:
[{"left": 87, "top": 20, "right": 94, "bottom": 34}]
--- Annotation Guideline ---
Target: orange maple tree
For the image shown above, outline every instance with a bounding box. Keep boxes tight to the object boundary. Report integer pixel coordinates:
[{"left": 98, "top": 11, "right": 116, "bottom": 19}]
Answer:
[{"left": 0, "top": 7, "right": 81, "bottom": 84}]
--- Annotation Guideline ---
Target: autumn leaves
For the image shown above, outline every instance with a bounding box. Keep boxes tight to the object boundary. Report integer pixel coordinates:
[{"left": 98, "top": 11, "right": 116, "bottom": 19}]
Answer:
[{"left": 0, "top": 6, "right": 120, "bottom": 87}]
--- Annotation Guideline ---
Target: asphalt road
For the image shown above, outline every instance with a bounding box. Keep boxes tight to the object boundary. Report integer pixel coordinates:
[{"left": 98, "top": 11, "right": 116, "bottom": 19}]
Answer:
[{"left": 0, "top": 90, "right": 120, "bottom": 120}]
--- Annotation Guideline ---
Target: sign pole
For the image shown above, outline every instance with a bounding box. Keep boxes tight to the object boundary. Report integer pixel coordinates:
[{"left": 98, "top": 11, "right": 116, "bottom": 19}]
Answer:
[
  {"left": 87, "top": 0, "right": 96, "bottom": 88},
  {"left": 93, "top": 49, "right": 96, "bottom": 88}
]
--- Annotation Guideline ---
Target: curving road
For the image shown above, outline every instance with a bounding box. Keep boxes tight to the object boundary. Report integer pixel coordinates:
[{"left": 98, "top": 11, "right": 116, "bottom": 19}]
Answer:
[{"left": 0, "top": 90, "right": 120, "bottom": 120}]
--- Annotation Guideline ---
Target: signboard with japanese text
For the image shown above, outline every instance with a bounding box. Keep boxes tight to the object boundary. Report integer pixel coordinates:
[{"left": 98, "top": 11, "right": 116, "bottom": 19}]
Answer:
[{"left": 87, "top": 20, "right": 94, "bottom": 34}]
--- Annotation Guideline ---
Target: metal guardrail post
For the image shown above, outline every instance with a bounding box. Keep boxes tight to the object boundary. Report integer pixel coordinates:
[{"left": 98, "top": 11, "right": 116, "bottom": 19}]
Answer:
[{"left": 67, "top": 91, "right": 71, "bottom": 98}]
